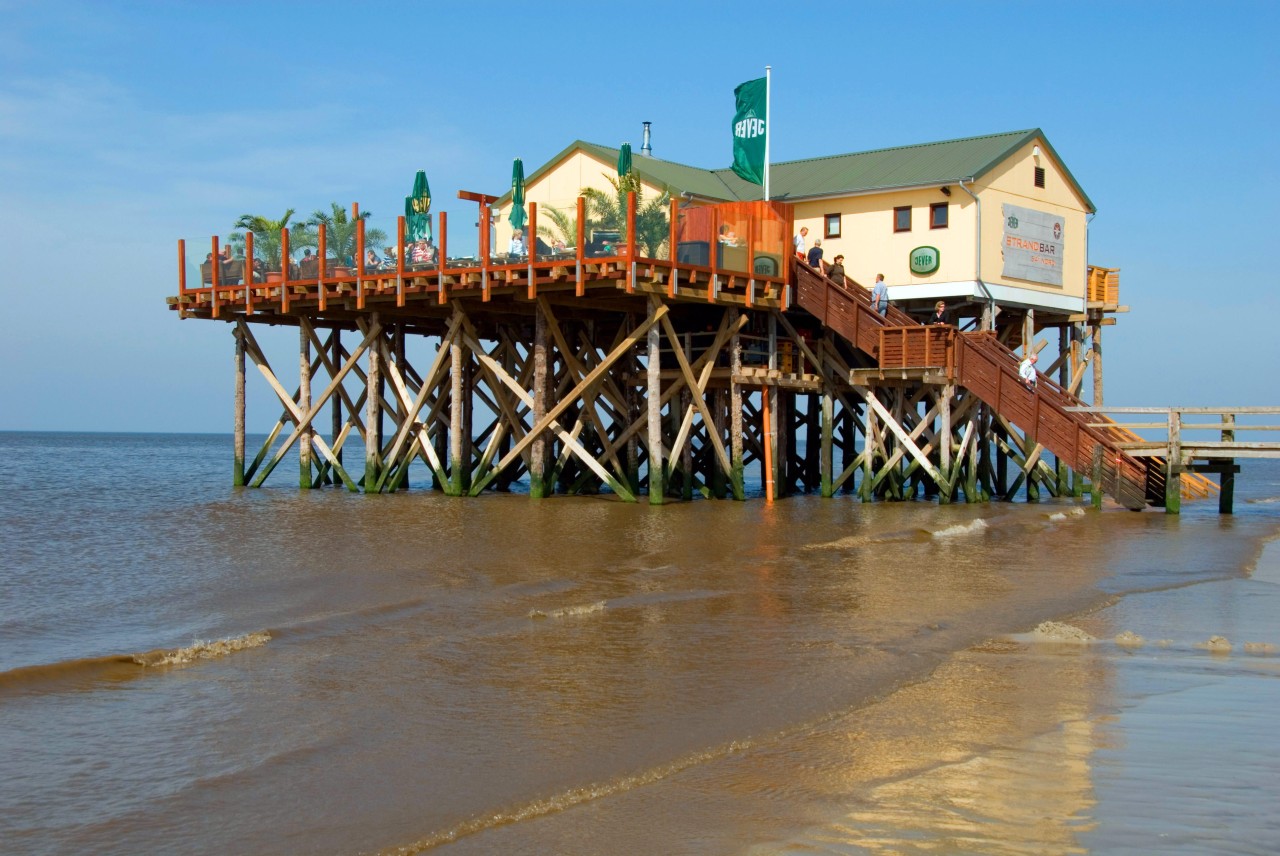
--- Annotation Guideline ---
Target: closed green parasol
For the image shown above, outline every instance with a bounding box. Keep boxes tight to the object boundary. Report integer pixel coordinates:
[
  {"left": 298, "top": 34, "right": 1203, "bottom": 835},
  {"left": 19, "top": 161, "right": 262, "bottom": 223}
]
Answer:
[
  {"left": 509, "top": 158, "right": 527, "bottom": 232},
  {"left": 405, "top": 170, "right": 432, "bottom": 242},
  {"left": 617, "top": 142, "right": 632, "bottom": 178}
]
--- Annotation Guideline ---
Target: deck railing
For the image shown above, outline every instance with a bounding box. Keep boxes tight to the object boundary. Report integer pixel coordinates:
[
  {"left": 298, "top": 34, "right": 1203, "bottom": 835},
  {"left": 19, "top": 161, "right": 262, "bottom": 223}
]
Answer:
[{"left": 175, "top": 195, "right": 794, "bottom": 315}]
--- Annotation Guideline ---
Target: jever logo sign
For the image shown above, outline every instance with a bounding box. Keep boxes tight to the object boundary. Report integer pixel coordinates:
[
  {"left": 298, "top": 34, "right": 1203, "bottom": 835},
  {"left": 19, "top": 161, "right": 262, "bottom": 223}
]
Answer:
[{"left": 910, "top": 246, "right": 940, "bottom": 275}]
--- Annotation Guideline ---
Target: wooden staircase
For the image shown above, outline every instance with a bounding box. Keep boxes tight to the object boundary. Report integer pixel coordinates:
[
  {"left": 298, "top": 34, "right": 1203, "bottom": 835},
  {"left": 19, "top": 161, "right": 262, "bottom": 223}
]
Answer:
[{"left": 790, "top": 258, "right": 1167, "bottom": 510}]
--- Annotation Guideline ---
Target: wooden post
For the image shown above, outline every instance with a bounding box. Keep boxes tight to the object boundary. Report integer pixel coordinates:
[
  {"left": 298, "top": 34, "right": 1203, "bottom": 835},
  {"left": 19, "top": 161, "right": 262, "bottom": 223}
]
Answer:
[
  {"left": 575, "top": 195, "right": 586, "bottom": 298},
  {"left": 1165, "top": 409, "right": 1182, "bottom": 514},
  {"left": 1056, "top": 325, "right": 1070, "bottom": 495},
  {"left": 647, "top": 302, "right": 664, "bottom": 504},
  {"left": 396, "top": 215, "right": 406, "bottom": 307},
  {"left": 317, "top": 224, "right": 327, "bottom": 312},
  {"left": 481, "top": 205, "right": 491, "bottom": 302},
  {"left": 331, "top": 328, "right": 343, "bottom": 484},
  {"left": 668, "top": 198, "right": 680, "bottom": 298},
  {"left": 680, "top": 333, "right": 694, "bottom": 500},
  {"left": 280, "top": 227, "right": 290, "bottom": 313},
  {"left": 356, "top": 216, "right": 366, "bottom": 310},
  {"left": 730, "top": 311, "right": 745, "bottom": 501},
  {"left": 438, "top": 211, "right": 449, "bottom": 305},
  {"left": 527, "top": 201, "right": 538, "bottom": 299},
  {"left": 626, "top": 191, "right": 637, "bottom": 294},
  {"left": 1220, "top": 414, "right": 1236, "bottom": 514},
  {"left": 1092, "top": 321, "right": 1104, "bottom": 407},
  {"left": 233, "top": 325, "right": 246, "bottom": 487},
  {"left": 364, "top": 312, "right": 381, "bottom": 492},
  {"left": 178, "top": 239, "right": 187, "bottom": 296},
  {"left": 762, "top": 385, "right": 774, "bottom": 503},
  {"left": 244, "top": 231, "right": 255, "bottom": 314},
  {"left": 210, "top": 236, "right": 221, "bottom": 318},
  {"left": 299, "top": 323, "right": 312, "bottom": 488},
  {"left": 449, "top": 309, "right": 466, "bottom": 496},
  {"left": 1070, "top": 324, "right": 1083, "bottom": 497},
  {"left": 1091, "top": 444, "right": 1104, "bottom": 510},
  {"left": 939, "top": 384, "right": 953, "bottom": 503},
  {"left": 861, "top": 391, "right": 875, "bottom": 502},
  {"left": 531, "top": 307, "right": 549, "bottom": 498},
  {"left": 821, "top": 381, "right": 834, "bottom": 498}
]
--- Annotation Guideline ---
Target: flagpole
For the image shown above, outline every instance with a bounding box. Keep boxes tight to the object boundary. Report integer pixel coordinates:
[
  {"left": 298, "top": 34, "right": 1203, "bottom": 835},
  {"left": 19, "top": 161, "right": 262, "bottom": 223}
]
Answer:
[{"left": 764, "top": 65, "right": 771, "bottom": 202}]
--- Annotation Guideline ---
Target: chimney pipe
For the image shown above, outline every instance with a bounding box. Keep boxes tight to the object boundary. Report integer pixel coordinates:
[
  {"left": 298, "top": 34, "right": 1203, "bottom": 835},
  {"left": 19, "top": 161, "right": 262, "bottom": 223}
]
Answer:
[{"left": 641, "top": 121, "right": 652, "bottom": 157}]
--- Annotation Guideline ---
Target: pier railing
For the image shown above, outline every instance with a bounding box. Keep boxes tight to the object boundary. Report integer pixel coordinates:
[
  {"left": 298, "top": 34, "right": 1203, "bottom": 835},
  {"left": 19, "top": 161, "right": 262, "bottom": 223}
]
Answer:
[{"left": 174, "top": 195, "right": 793, "bottom": 317}]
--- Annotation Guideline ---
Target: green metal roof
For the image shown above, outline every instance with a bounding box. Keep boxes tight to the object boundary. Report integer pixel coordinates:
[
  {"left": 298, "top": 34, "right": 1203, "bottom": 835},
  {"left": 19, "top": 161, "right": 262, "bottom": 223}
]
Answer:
[{"left": 501, "top": 129, "right": 1095, "bottom": 213}]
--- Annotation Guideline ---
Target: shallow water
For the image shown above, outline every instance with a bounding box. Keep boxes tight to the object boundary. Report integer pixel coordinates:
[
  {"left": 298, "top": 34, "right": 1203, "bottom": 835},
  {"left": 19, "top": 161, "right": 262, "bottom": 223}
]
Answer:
[{"left": 1, "top": 433, "right": 1277, "bottom": 854}]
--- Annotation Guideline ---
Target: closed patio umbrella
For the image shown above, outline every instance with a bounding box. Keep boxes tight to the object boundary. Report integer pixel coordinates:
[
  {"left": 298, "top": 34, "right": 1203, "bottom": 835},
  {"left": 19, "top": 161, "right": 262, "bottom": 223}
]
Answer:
[
  {"left": 617, "top": 142, "right": 632, "bottom": 178},
  {"left": 406, "top": 170, "right": 432, "bottom": 242},
  {"left": 509, "top": 158, "right": 527, "bottom": 232}
]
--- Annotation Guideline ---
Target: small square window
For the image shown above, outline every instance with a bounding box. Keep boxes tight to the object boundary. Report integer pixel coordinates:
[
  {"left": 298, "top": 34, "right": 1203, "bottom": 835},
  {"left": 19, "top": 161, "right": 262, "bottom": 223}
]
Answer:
[
  {"left": 893, "top": 206, "right": 912, "bottom": 232},
  {"left": 824, "top": 213, "right": 841, "bottom": 239},
  {"left": 930, "top": 202, "right": 949, "bottom": 229},
  {"left": 1034, "top": 166, "right": 1046, "bottom": 188}
]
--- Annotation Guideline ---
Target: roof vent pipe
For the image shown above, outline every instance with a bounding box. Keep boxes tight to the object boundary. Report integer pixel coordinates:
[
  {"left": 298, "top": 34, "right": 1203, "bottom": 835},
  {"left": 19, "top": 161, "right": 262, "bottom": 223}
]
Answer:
[{"left": 641, "top": 121, "right": 652, "bottom": 157}]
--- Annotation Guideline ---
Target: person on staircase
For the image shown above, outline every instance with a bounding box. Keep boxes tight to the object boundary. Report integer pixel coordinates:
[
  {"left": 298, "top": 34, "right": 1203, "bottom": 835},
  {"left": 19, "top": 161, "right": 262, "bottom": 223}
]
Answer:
[
  {"left": 871, "top": 274, "right": 889, "bottom": 316},
  {"left": 1018, "top": 352, "right": 1039, "bottom": 390},
  {"left": 827, "top": 254, "right": 846, "bottom": 285},
  {"left": 807, "top": 238, "right": 823, "bottom": 269}
]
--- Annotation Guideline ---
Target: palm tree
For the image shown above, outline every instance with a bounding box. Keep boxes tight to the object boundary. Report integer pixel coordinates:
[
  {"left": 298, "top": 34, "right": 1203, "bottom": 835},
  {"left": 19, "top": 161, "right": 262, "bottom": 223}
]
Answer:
[
  {"left": 580, "top": 173, "right": 670, "bottom": 257},
  {"left": 231, "top": 209, "right": 315, "bottom": 271},
  {"left": 306, "top": 203, "right": 387, "bottom": 266},
  {"left": 536, "top": 205, "right": 578, "bottom": 246}
]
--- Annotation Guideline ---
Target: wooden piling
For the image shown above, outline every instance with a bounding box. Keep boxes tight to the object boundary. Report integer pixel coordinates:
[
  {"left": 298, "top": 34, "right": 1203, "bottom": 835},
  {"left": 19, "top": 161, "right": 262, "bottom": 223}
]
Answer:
[
  {"left": 531, "top": 307, "right": 549, "bottom": 498},
  {"left": 647, "top": 303, "right": 664, "bottom": 504},
  {"left": 364, "top": 312, "right": 381, "bottom": 492},
  {"left": 233, "top": 325, "right": 245, "bottom": 487},
  {"left": 299, "top": 322, "right": 312, "bottom": 488},
  {"left": 729, "top": 311, "right": 745, "bottom": 501}
]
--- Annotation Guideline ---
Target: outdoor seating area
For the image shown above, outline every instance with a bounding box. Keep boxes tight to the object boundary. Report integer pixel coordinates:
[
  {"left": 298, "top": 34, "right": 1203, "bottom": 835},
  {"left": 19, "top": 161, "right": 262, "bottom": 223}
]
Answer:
[{"left": 176, "top": 196, "right": 796, "bottom": 315}]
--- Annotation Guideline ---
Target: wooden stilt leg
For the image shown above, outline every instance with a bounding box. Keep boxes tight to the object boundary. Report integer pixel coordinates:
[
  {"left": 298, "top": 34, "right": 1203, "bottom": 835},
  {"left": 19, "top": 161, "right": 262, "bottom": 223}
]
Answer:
[
  {"left": 730, "top": 312, "right": 745, "bottom": 501},
  {"left": 647, "top": 308, "right": 664, "bottom": 504},
  {"left": 531, "top": 308, "right": 549, "bottom": 498},
  {"left": 233, "top": 325, "right": 246, "bottom": 487},
  {"left": 331, "top": 329, "right": 343, "bottom": 486},
  {"left": 448, "top": 318, "right": 465, "bottom": 497},
  {"left": 821, "top": 384, "right": 834, "bottom": 498},
  {"left": 299, "top": 323, "right": 312, "bottom": 488},
  {"left": 364, "top": 313, "right": 381, "bottom": 492}
]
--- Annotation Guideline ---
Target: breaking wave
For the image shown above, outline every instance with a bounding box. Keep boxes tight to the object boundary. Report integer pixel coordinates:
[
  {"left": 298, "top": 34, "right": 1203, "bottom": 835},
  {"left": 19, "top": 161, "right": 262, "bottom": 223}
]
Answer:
[
  {"left": 528, "top": 601, "right": 606, "bottom": 620},
  {"left": 0, "top": 631, "right": 271, "bottom": 695},
  {"left": 931, "top": 519, "right": 989, "bottom": 538}
]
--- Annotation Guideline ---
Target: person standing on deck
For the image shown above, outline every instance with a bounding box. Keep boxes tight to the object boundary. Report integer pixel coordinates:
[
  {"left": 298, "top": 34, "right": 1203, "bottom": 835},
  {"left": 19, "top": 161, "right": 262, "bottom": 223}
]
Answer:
[
  {"left": 871, "top": 274, "right": 889, "bottom": 316},
  {"left": 794, "top": 226, "right": 808, "bottom": 259},
  {"left": 929, "top": 300, "right": 949, "bottom": 325},
  {"left": 828, "top": 254, "right": 846, "bottom": 285},
  {"left": 1019, "top": 352, "right": 1039, "bottom": 390},
  {"left": 807, "top": 238, "right": 823, "bottom": 269}
]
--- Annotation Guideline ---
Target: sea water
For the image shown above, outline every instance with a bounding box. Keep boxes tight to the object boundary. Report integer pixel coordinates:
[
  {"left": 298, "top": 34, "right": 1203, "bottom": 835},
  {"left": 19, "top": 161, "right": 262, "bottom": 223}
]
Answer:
[{"left": 1, "top": 432, "right": 1276, "bottom": 854}]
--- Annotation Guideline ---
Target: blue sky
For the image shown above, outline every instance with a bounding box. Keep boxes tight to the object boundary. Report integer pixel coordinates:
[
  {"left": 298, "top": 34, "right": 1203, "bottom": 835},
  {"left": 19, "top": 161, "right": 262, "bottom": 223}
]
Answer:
[{"left": 1, "top": 0, "right": 1276, "bottom": 431}]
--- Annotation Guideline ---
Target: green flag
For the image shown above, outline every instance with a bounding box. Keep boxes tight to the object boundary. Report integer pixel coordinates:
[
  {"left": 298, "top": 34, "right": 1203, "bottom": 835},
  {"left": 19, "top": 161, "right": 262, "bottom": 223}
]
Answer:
[{"left": 731, "top": 76, "right": 767, "bottom": 186}]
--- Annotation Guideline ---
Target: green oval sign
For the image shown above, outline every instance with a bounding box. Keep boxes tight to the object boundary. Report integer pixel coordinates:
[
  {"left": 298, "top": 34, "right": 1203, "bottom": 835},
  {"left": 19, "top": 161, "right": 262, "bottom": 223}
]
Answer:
[{"left": 910, "top": 246, "right": 940, "bottom": 275}]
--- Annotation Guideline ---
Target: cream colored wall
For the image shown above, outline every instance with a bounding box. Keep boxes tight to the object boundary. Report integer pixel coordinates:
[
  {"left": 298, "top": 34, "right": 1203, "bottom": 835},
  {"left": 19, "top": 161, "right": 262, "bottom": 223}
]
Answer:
[
  {"left": 494, "top": 150, "right": 666, "bottom": 249},
  {"left": 790, "top": 136, "right": 1091, "bottom": 304},
  {"left": 973, "top": 138, "right": 1090, "bottom": 299},
  {"left": 792, "top": 188, "right": 977, "bottom": 291}
]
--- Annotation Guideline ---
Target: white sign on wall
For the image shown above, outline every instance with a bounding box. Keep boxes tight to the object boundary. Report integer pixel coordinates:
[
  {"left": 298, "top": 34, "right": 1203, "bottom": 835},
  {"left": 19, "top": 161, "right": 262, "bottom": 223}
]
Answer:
[{"left": 1001, "top": 203, "right": 1064, "bottom": 286}]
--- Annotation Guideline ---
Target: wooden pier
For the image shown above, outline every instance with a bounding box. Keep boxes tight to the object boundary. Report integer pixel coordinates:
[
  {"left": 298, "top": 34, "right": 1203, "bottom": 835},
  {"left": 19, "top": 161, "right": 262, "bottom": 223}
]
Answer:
[{"left": 169, "top": 194, "right": 1245, "bottom": 511}]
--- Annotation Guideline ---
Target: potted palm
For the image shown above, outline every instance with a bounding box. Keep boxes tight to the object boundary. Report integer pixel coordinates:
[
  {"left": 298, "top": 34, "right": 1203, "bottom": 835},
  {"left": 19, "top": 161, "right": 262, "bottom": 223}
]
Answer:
[
  {"left": 231, "top": 209, "right": 315, "bottom": 280},
  {"left": 306, "top": 203, "right": 387, "bottom": 275}
]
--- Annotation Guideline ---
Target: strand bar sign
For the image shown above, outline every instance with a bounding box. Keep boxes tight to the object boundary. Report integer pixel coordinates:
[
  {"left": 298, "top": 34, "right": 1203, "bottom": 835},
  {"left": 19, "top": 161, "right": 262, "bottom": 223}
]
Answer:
[{"left": 1001, "top": 203, "right": 1064, "bottom": 286}]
